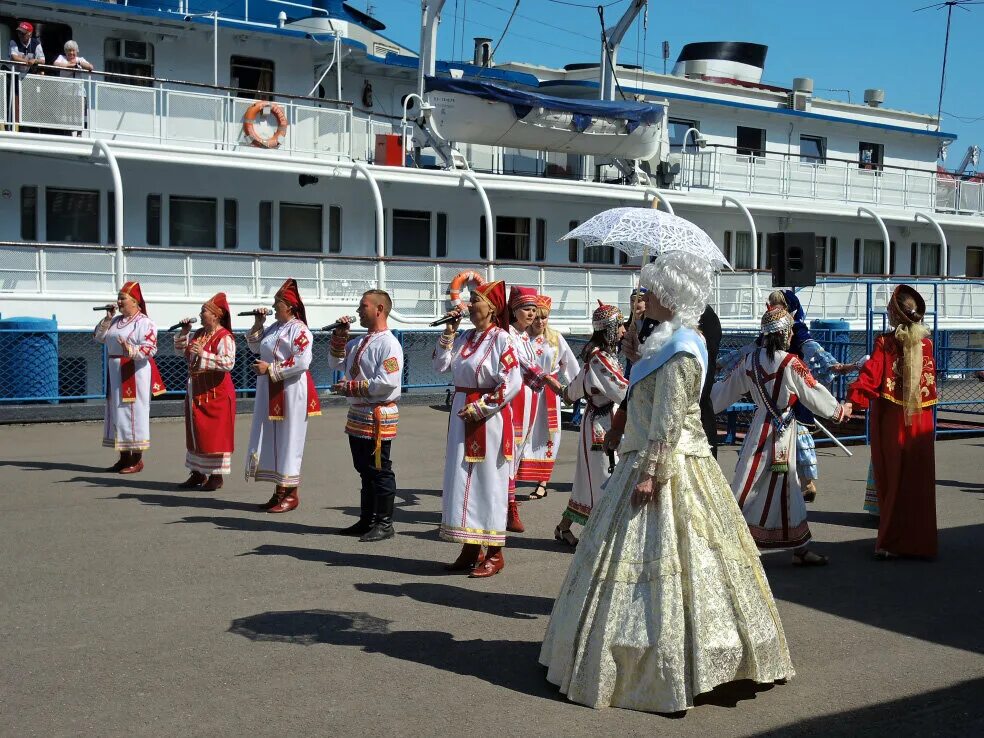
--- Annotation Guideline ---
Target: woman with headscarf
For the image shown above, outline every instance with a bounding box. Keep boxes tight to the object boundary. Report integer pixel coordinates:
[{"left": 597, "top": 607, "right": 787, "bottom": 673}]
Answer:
[
  {"left": 433, "top": 281, "right": 522, "bottom": 578},
  {"left": 846, "top": 285, "right": 937, "bottom": 559},
  {"left": 712, "top": 305, "right": 851, "bottom": 566},
  {"left": 94, "top": 281, "right": 166, "bottom": 474},
  {"left": 516, "top": 294, "right": 579, "bottom": 501},
  {"left": 552, "top": 301, "right": 627, "bottom": 547},
  {"left": 174, "top": 292, "right": 236, "bottom": 491},
  {"left": 245, "top": 278, "right": 321, "bottom": 513},
  {"left": 541, "top": 253, "right": 795, "bottom": 713}
]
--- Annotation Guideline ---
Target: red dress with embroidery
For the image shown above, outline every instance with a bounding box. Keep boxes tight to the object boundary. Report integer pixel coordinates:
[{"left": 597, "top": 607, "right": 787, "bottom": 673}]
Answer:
[{"left": 848, "top": 334, "right": 937, "bottom": 558}]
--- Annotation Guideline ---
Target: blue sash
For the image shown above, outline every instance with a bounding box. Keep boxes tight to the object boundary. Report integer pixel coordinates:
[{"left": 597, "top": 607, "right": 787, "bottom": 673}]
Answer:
[{"left": 627, "top": 327, "right": 708, "bottom": 395}]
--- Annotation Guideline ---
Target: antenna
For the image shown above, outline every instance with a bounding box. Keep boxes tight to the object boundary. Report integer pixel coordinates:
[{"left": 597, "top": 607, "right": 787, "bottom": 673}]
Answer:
[{"left": 915, "top": 0, "right": 982, "bottom": 130}]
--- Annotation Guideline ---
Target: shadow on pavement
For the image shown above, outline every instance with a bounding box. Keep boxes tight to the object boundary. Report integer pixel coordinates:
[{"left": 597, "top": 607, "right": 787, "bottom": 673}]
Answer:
[
  {"left": 353, "top": 581, "right": 552, "bottom": 620},
  {"left": 764, "top": 524, "right": 984, "bottom": 655},
  {"left": 936, "top": 478, "right": 984, "bottom": 492},
  {"left": 0, "top": 459, "right": 109, "bottom": 474},
  {"left": 73, "top": 475, "right": 187, "bottom": 493},
  {"left": 751, "top": 677, "right": 984, "bottom": 736},
  {"left": 113, "top": 490, "right": 262, "bottom": 512},
  {"left": 243, "top": 543, "right": 448, "bottom": 577},
  {"left": 808, "top": 510, "right": 879, "bottom": 529},
  {"left": 228, "top": 608, "right": 560, "bottom": 700},
  {"left": 399, "top": 527, "right": 570, "bottom": 555},
  {"left": 173, "top": 515, "right": 334, "bottom": 535}
]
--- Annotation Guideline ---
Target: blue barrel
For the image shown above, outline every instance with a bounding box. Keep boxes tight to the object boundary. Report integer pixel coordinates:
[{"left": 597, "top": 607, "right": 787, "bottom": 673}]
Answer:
[{"left": 0, "top": 317, "right": 59, "bottom": 403}]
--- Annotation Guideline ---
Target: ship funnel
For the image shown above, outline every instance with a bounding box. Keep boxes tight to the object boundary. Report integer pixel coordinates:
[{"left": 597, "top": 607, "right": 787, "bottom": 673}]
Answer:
[
  {"left": 672, "top": 42, "right": 767, "bottom": 83},
  {"left": 864, "top": 88, "right": 885, "bottom": 107},
  {"left": 473, "top": 37, "right": 493, "bottom": 67}
]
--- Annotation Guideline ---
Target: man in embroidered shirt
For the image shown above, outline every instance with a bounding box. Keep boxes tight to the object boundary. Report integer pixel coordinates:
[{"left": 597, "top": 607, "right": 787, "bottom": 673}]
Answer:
[{"left": 328, "top": 290, "right": 403, "bottom": 542}]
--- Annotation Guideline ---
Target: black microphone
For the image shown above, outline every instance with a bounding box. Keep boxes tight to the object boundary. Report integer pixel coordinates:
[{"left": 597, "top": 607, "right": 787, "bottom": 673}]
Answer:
[
  {"left": 429, "top": 311, "right": 464, "bottom": 327},
  {"left": 92, "top": 304, "right": 116, "bottom": 311},
  {"left": 167, "top": 317, "right": 198, "bottom": 331},
  {"left": 320, "top": 316, "right": 357, "bottom": 332},
  {"left": 237, "top": 308, "right": 271, "bottom": 317}
]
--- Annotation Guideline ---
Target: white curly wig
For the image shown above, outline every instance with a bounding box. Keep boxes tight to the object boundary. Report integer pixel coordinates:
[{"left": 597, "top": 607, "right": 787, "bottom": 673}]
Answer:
[{"left": 639, "top": 251, "right": 713, "bottom": 329}]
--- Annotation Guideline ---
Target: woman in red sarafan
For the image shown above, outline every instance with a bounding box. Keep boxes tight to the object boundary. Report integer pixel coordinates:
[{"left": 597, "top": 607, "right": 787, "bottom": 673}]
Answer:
[{"left": 846, "top": 284, "right": 937, "bottom": 560}]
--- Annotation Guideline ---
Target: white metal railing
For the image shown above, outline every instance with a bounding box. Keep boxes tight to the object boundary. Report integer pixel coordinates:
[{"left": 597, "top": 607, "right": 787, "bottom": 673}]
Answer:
[
  {"left": 1, "top": 242, "right": 981, "bottom": 326},
  {"left": 679, "top": 148, "right": 984, "bottom": 217}
]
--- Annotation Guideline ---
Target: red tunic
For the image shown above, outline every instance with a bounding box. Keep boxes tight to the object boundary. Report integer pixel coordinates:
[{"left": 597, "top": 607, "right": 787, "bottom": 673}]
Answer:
[
  {"left": 848, "top": 334, "right": 937, "bottom": 558},
  {"left": 183, "top": 328, "right": 236, "bottom": 456}
]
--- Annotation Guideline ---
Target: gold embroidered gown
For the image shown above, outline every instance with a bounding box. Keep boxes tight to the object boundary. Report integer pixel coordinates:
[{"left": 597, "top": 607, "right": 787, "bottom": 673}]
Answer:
[{"left": 540, "top": 353, "right": 794, "bottom": 713}]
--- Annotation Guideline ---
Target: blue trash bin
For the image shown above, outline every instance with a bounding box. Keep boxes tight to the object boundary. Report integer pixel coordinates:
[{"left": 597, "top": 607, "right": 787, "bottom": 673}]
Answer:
[{"left": 0, "top": 317, "right": 59, "bottom": 403}]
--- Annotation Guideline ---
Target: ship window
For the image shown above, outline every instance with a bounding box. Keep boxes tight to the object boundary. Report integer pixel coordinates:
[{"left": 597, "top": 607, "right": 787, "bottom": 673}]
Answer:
[
  {"left": 859, "top": 142, "right": 883, "bottom": 171},
  {"left": 329, "top": 205, "right": 342, "bottom": 253},
  {"left": 815, "top": 236, "right": 837, "bottom": 273},
  {"left": 436, "top": 213, "right": 448, "bottom": 258},
  {"left": 46, "top": 187, "right": 100, "bottom": 243},
  {"left": 668, "top": 118, "right": 700, "bottom": 153},
  {"left": 800, "top": 135, "right": 826, "bottom": 164},
  {"left": 736, "top": 126, "right": 765, "bottom": 158},
  {"left": 911, "top": 242, "right": 941, "bottom": 276},
  {"left": 392, "top": 210, "right": 431, "bottom": 257},
  {"left": 279, "top": 203, "right": 322, "bottom": 252},
  {"left": 224, "top": 199, "right": 238, "bottom": 249},
  {"left": 21, "top": 186, "right": 38, "bottom": 241},
  {"left": 966, "top": 246, "right": 983, "bottom": 278},
  {"left": 853, "top": 239, "right": 895, "bottom": 275},
  {"left": 104, "top": 38, "right": 154, "bottom": 86},
  {"left": 230, "top": 56, "right": 274, "bottom": 99},
  {"left": 583, "top": 244, "right": 615, "bottom": 264},
  {"left": 568, "top": 220, "right": 579, "bottom": 263},
  {"left": 724, "top": 230, "right": 760, "bottom": 270},
  {"left": 259, "top": 202, "right": 272, "bottom": 250},
  {"left": 535, "top": 218, "right": 546, "bottom": 261},
  {"left": 146, "top": 194, "right": 161, "bottom": 245},
  {"left": 169, "top": 196, "right": 217, "bottom": 248},
  {"left": 494, "top": 216, "right": 531, "bottom": 261},
  {"left": 107, "top": 193, "right": 116, "bottom": 245}
]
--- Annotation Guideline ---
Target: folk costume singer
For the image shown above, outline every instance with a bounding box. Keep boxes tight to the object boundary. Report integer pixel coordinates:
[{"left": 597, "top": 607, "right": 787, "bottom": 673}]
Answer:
[
  {"left": 328, "top": 289, "right": 403, "bottom": 543},
  {"left": 173, "top": 292, "right": 236, "bottom": 492}
]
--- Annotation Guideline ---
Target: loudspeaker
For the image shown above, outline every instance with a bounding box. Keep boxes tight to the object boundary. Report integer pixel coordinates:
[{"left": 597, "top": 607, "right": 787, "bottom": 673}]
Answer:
[{"left": 768, "top": 232, "right": 817, "bottom": 287}]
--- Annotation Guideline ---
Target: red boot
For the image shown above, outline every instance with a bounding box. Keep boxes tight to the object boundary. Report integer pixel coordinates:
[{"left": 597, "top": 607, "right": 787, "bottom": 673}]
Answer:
[
  {"left": 107, "top": 453, "right": 129, "bottom": 473},
  {"left": 119, "top": 453, "right": 144, "bottom": 475},
  {"left": 506, "top": 500, "right": 525, "bottom": 533},
  {"left": 268, "top": 486, "right": 299, "bottom": 513},
  {"left": 178, "top": 471, "right": 207, "bottom": 489},
  {"left": 470, "top": 547, "right": 504, "bottom": 578},
  {"left": 445, "top": 544, "right": 485, "bottom": 572},
  {"left": 201, "top": 475, "right": 224, "bottom": 492},
  {"left": 260, "top": 486, "right": 286, "bottom": 511}
]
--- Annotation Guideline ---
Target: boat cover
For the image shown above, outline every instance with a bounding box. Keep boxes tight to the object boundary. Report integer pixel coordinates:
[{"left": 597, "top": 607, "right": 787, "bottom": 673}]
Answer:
[{"left": 425, "top": 76, "right": 663, "bottom": 132}]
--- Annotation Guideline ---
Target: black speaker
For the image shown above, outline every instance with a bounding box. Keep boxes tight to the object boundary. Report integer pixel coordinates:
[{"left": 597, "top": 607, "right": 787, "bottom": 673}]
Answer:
[{"left": 768, "top": 232, "right": 817, "bottom": 288}]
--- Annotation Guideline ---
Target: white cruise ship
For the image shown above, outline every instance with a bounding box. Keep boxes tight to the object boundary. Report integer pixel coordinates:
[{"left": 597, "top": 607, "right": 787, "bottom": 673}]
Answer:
[{"left": 0, "top": 0, "right": 982, "bottom": 337}]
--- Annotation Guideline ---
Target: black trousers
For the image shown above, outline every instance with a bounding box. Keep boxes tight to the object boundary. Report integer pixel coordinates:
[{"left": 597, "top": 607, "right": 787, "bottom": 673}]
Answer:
[{"left": 348, "top": 435, "right": 396, "bottom": 502}]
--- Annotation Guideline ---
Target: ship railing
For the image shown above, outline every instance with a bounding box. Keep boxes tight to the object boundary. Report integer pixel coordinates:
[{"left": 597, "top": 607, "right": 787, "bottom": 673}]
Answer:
[
  {"left": 0, "top": 241, "right": 981, "bottom": 325},
  {"left": 678, "top": 144, "right": 984, "bottom": 216},
  {"left": 1, "top": 62, "right": 355, "bottom": 160}
]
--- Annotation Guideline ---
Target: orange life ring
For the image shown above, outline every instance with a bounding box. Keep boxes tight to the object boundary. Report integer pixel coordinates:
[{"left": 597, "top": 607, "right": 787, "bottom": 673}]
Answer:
[
  {"left": 448, "top": 270, "right": 487, "bottom": 310},
  {"left": 242, "top": 101, "right": 289, "bottom": 149}
]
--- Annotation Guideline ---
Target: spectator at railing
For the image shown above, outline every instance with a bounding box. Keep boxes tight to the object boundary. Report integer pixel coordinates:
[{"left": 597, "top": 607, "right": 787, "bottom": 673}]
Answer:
[
  {"left": 53, "top": 41, "right": 93, "bottom": 77},
  {"left": 9, "top": 21, "right": 44, "bottom": 73}
]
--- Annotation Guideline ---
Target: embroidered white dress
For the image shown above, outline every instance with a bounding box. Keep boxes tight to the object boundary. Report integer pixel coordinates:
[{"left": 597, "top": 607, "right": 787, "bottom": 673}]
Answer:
[
  {"left": 541, "top": 352, "right": 794, "bottom": 713},
  {"left": 94, "top": 313, "right": 160, "bottom": 451},
  {"left": 562, "top": 348, "right": 628, "bottom": 524},
  {"left": 516, "top": 331, "right": 579, "bottom": 483},
  {"left": 433, "top": 327, "right": 521, "bottom": 547},
  {"left": 508, "top": 325, "right": 542, "bottom": 478},
  {"left": 245, "top": 318, "right": 317, "bottom": 486},
  {"left": 711, "top": 348, "right": 844, "bottom": 549}
]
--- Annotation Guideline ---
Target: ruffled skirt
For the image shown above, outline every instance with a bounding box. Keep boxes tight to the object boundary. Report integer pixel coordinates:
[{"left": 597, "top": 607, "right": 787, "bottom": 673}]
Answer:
[{"left": 540, "top": 450, "right": 794, "bottom": 713}]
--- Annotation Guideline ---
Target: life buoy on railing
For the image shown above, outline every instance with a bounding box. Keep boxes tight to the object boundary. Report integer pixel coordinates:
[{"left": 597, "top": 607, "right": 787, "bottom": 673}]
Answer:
[
  {"left": 448, "top": 269, "right": 487, "bottom": 310},
  {"left": 242, "top": 101, "right": 289, "bottom": 149}
]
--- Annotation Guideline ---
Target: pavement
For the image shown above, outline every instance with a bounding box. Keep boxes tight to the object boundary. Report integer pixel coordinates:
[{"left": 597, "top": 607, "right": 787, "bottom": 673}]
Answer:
[{"left": 1, "top": 407, "right": 982, "bottom": 737}]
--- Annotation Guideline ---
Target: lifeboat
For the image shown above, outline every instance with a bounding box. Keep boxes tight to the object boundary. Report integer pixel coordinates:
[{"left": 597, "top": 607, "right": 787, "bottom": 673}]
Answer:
[{"left": 424, "top": 77, "right": 666, "bottom": 160}]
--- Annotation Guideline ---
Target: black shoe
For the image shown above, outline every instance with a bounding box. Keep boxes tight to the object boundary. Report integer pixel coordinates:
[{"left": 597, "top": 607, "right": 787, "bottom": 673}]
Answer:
[
  {"left": 359, "top": 520, "right": 395, "bottom": 542},
  {"left": 337, "top": 519, "right": 373, "bottom": 536}
]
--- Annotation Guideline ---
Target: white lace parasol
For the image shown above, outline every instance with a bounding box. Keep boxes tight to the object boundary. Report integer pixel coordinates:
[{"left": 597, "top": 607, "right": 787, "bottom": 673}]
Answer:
[{"left": 561, "top": 207, "right": 732, "bottom": 269}]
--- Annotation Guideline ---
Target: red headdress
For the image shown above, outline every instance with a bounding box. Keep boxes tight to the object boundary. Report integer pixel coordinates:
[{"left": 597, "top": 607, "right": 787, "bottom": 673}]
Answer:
[
  {"left": 275, "top": 278, "right": 308, "bottom": 325},
  {"left": 508, "top": 285, "right": 538, "bottom": 312},
  {"left": 203, "top": 292, "right": 233, "bottom": 333},
  {"left": 534, "top": 294, "right": 553, "bottom": 315},
  {"left": 120, "top": 281, "right": 148, "bottom": 315},
  {"left": 474, "top": 280, "right": 509, "bottom": 328}
]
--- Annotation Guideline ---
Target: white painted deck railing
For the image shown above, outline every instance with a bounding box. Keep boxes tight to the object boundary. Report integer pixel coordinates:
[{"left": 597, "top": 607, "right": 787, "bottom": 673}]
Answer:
[{"left": 1, "top": 243, "right": 981, "bottom": 326}]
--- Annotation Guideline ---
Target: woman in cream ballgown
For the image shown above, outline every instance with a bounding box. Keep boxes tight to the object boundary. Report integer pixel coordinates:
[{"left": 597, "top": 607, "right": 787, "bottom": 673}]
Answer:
[{"left": 540, "top": 252, "right": 794, "bottom": 714}]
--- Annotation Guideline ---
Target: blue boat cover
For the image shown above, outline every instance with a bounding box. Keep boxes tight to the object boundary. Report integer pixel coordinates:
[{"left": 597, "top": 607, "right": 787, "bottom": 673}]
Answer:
[{"left": 425, "top": 76, "right": 664, "bottom": 126}]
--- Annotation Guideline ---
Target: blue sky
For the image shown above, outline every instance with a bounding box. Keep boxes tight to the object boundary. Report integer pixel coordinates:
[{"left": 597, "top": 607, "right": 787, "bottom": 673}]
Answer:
[{"left": 372, "top": 0, "right": 983, "bottom": 166}]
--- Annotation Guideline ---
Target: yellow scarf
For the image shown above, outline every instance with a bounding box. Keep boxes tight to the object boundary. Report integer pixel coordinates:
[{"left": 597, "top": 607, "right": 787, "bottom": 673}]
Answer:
[{"left": 894, "top": 322, "right": 929, "bottom": 425}]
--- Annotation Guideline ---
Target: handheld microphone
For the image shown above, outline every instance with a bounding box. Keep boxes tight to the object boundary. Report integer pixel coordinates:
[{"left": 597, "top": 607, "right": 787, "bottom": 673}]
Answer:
[
  {"left": 429, "top": 311, "right": 464, "bottom": 327},
  {"left": 320, "top": 316, "right": 358, "bottom": 332},
  {"left": 167, "top": 317, "right": 198, "bottom": 331},
  {"left": 237, "top": 308, "right": 271, "bottom": 317},
  {"left": 93, "top": 304, "right": 116, "bottom": 311}
]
